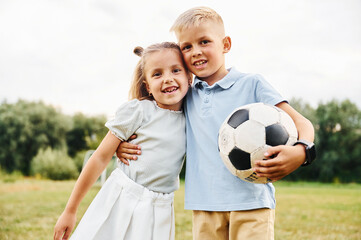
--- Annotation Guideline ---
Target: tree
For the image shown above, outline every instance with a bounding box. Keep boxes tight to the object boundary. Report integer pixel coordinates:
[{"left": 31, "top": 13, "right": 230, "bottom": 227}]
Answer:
[
  {"left": 31, "top": 147, "right": 78, "bottom": 180},
  {"left": 286, "top": 99, "right": 361, "bottom": 183},
  {"left": 66, "top": 113, "right": 108, "bottom": 157},
  {"left": 289, "top": 98, "right": 317, "bottom": 124},
  {"left": 286, "top": 98, "right": 318, "bottom": 181},
  {"left": 314, "top": 99, "right": 361, "bottom": 182},
  {"left": 0, "top": 100, "right": 71, "bottom": 174}
]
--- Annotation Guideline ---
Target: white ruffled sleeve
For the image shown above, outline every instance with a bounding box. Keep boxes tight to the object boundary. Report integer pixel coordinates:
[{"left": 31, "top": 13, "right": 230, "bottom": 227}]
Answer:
[{"left": 105, "top": 99, "right": 143, "bottom": 141}]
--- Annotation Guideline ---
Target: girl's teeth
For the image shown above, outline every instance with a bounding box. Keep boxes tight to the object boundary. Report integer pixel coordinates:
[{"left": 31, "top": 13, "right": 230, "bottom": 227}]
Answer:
[{"left": 164, "top": 87, "right": 178, "bottom": 93}]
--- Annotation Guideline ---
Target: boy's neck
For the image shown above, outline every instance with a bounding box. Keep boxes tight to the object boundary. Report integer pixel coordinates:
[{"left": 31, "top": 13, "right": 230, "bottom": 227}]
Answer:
[{"left": 197, "top": 67, "right": 229, "bottom": 86}]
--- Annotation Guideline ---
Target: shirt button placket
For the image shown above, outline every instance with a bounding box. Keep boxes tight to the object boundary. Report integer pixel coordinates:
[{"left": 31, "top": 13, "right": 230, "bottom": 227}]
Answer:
[{"left": 201, "top": 88, "right": 212, "bottom": 116}]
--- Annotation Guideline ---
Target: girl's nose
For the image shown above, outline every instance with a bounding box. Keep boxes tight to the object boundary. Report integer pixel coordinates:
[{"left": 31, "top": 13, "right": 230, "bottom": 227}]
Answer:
[{"left": 163, "top": 75, "right": 174, "bottom": 83}]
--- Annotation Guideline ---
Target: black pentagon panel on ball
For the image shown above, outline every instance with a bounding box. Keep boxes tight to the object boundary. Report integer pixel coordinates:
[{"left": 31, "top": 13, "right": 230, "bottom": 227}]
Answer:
[
  {"left": 229, "top": 147, "right": 251, "bottom": 170},
  {"left": 266, "top": 124, "right": 289, "bottom": 146},
  {"left": 227, "top": 109, "right": 249, "bottom": 129}
]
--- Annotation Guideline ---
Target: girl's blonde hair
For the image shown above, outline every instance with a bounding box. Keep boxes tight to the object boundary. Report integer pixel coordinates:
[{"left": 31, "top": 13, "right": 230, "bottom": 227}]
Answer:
[
  {"left": 129, "top": 42, "right": 191, "bottom": 100},
  {"left": 170, "top": 6, "right": 224, "bottom": 35}
]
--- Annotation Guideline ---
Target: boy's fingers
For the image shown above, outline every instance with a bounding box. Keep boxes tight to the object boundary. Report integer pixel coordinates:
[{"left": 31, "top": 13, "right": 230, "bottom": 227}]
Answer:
[
  {"left": 127, "top": 148, "right": 142, "bottom": 155},
  {"left": 254, "top": 158, "right": 279, "bottom": 167},
  {"left": 118, "top": 157, "right": 130, "bottom": 165},
  {"left": 264, "top": 146, "right": 282, "bottom": 158},
  {"left": 117, "top": 147, "right": 141, "bottom": 156},
  {"left": 118, "top": 142, "right": 141, "bottom": 153},
  {"left": 253, "top": 160, "right": 277, "bottom": 173},
  {"left": 255, "top": 167, "right": 282, "bottom": 179},
  {"left": 118, "top": 152, "right": 139, "bottom": 160},
  {"left": 254, "top": 160, "right": 268, "bottom": 167},
  {"left": 116, "top": 143, "right": 141, "bottom": 160},
  {"left": 254, "top": 158, "right": 282, "bottom": 175},
  {"left": 128, "top": 134, "right": 137, "bottom": 140},
  {"left": 121, "top": 141, "right": 141, "bottom": 151},
  {"left": 254, "top": 165, "right": 277, "bottom": 174},
  {"left": 115, "top": 138, "right": 142, "bottom": 162}
]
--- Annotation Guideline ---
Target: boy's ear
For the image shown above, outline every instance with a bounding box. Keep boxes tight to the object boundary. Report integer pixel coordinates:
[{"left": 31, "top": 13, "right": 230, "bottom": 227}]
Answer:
[
  {"left": 188, "top": 74, "right": 193, "bottom": 85},
  {"left": 223, "top": 36, "right": 232, "bottom": 53}
]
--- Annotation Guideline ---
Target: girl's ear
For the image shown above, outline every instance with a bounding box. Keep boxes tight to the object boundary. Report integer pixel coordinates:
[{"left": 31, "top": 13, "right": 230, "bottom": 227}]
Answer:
[
  {"left": 143, "top": 80, "right": 151, "bottom": 95},
  {"left": 223, "top": 36, "right": 232, "bottom": 53}
]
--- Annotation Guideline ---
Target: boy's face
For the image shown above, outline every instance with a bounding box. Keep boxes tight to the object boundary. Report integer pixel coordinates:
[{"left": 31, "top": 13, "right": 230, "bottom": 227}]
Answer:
[{"left": 177, "top": 20, "right": 231, "bottom": 85}]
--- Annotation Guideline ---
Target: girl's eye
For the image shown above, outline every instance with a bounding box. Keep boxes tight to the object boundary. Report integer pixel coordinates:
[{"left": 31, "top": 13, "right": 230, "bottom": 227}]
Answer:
[
  {"left": 153, "top": 72, "right": 161, "bottom": 77},
  {"left": 173, "top": 68, "right": 181, "bottom": 73}
]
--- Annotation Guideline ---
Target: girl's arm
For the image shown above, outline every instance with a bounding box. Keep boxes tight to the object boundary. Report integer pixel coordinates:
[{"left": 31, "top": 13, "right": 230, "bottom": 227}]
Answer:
[
  {"left": 254, "top": 101, "right": 315, "bottom": 181},
  {"left": 54, "top": 131, "right": 121, "bottom": 240}
]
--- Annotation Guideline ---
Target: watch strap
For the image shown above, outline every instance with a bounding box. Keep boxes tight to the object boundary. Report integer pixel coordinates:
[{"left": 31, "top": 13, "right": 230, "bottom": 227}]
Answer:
[{"left": 293, "top": 140, "right": 316, "bottom": 166}]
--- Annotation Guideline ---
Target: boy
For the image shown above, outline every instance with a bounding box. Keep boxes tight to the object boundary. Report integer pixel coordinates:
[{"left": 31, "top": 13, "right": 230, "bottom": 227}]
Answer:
[{"left": 118, "top": 6, "right": 315, "bottom": 240}]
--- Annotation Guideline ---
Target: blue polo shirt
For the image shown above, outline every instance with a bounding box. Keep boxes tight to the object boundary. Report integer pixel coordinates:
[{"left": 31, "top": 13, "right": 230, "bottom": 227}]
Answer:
[{"left": 184, "top": 67, "right": 286, "bottom": 211}]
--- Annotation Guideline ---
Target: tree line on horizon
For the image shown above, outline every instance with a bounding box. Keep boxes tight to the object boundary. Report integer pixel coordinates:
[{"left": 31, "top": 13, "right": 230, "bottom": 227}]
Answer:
[{"left": 0, "top": 98, "right": 360, "bottom": 183}]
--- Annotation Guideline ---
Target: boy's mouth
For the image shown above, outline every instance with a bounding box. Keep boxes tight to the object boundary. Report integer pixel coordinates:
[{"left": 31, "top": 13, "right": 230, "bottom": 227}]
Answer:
[
  {"left": 162, "top": 86, "right": 179, "bottom": 93},
  {"left": 193, "top": 60, "right": 207, "bottom": 67}
]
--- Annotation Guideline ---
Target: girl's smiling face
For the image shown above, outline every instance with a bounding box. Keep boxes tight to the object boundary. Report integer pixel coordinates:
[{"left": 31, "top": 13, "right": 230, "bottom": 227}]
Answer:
[{"left": 144, "top": 49, "right": 190, "bottom": 111}]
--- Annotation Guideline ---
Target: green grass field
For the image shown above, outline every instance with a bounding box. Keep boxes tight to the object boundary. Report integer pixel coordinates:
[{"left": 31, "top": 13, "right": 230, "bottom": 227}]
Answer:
[{"left": 0, "top": 179, "right": 360, "bottom": 240}]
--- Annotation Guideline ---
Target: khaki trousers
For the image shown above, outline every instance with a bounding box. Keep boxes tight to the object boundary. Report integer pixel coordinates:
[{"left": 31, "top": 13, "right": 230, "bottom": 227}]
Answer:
[{"left": 192, "top": 208, "right": 275, "bottom": 240}]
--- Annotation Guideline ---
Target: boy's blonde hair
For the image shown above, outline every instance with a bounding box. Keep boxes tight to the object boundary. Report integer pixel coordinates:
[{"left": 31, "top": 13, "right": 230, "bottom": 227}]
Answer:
[
  {"left": 170, "top": 6, "right": 224, "bottom": 35},
  {"left": 129, "top": 42, "right": 190, "bottom": 100}
]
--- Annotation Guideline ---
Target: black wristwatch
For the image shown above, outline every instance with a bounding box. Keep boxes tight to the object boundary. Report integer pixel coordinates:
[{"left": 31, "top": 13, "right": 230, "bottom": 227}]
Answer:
[{"left": 293, "top": 140, "right": 316, "bottom": 166}]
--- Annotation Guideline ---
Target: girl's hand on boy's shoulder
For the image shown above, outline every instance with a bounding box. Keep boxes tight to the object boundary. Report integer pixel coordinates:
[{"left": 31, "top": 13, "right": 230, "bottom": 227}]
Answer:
[
  {"left": 253, "top": 144, "right": 306, "bottom": 181},
  {"left": 116, "top": 134, "right": 141, "bottom": 165}
]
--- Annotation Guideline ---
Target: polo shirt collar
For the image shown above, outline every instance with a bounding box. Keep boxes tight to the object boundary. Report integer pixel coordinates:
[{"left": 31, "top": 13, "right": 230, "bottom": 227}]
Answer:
[{"left": 194, "top": 67, "right": 238, "bottom": 89}]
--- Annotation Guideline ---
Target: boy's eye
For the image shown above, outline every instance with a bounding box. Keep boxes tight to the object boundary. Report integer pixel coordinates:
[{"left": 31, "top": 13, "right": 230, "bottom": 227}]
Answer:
[
  {"left": 173, "top": 68, "right": 181, "bottom": 73},
  {"left": 182, "top": 45, "right": 191, "bottom": 51},
  {"left": 200, "top": 40, "right": 209, "bottom": 45}
]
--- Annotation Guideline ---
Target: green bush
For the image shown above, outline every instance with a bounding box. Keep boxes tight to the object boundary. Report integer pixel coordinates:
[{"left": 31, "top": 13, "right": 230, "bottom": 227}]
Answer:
[
  {"left": 31, "top": 148, "right": 78, "bottom": 180},
  {"left": 0, "top": 166, "right": 23, "bottom": 183},
  {"left": 72, "top": 150, "right": 89, "bottom": 172}
]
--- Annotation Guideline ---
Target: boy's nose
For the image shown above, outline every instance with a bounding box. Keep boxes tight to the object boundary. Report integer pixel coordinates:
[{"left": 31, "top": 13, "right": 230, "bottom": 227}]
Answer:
[{"left": 192, "top": 47, "right": 202, "bottom": 57}]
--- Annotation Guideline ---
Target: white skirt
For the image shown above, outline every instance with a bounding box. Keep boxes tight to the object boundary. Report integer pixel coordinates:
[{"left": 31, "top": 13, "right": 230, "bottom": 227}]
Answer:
[{"left": 70, "top": 168, "right": 175, "bottom": 240}]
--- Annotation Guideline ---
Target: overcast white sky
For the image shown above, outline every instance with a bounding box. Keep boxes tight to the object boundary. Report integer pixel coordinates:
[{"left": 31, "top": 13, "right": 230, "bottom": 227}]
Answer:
[{"left": 1, "top": 0, "right": 360, "bottom": 118}]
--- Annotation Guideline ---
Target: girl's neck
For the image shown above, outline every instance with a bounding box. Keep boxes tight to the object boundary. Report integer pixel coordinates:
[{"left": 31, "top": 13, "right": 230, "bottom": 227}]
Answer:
[{"left": 155, "top": 100, "right": 183, "bottom": 112}]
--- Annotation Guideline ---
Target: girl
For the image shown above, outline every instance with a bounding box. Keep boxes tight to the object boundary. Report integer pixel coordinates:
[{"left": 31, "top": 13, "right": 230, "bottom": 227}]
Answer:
[{"left": 53, "top": 42, "right": 192, "bottom": 240}]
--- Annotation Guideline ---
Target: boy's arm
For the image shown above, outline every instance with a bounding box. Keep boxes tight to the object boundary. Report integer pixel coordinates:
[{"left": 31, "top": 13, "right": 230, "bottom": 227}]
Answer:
[
  {"left": 116, "top": 134, "right": 141, "bottom": 165},
  {"left": 254, "top": 102, "right": 315, "bottom": 181}
]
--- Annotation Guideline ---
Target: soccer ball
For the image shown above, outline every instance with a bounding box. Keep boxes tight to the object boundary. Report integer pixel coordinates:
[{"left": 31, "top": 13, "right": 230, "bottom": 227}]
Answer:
[{"left": 218, "top": 103, "right": 298, "bottom": 184}]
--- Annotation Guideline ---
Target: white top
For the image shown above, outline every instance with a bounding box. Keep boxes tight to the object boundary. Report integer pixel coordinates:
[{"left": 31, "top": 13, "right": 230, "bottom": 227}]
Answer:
[{"left": 105, "top": 99, "right": 186, "bottom": 193}]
